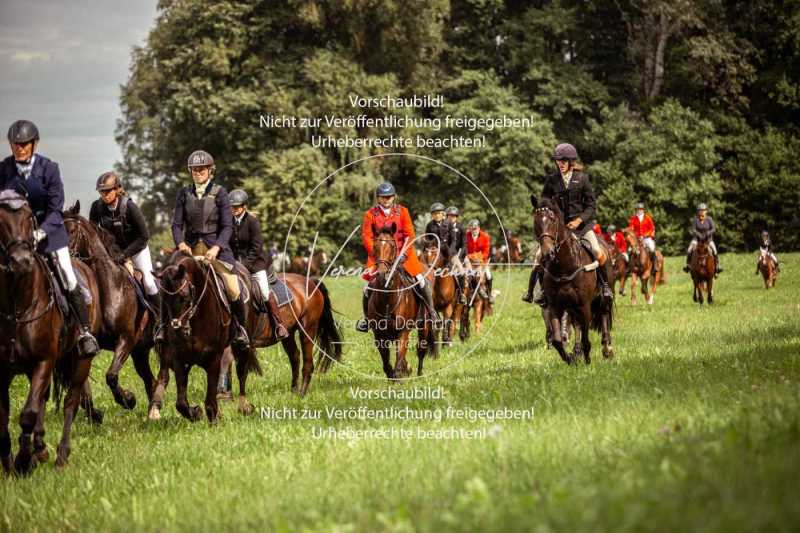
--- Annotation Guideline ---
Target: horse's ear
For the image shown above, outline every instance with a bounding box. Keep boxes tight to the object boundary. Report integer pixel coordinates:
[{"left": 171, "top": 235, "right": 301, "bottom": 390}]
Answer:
[
  {"left": 66, "top": 200, "right": 80, "bottom": 215},
  {"left": 390, "top": 222, "right": 397, "bottom": 234},
  {"left": 530, "top": 194, "right": 537, "bottom": 208}
]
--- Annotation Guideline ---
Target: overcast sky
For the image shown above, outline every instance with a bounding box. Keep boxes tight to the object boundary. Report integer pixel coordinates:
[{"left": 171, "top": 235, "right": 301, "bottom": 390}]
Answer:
[{"left": 0, "top": 1, "right": 158, "bottom": 212}]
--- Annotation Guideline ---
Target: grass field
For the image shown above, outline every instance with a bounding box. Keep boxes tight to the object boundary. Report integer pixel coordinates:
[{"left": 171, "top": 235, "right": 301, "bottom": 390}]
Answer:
[{"left": 1, "top": 252, "right": 799, "bottom": 532}]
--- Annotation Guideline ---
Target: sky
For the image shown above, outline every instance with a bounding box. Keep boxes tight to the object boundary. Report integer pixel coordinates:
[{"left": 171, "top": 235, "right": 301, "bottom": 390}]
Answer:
[{"left": 0, "top": 0, "right": 158, "bottom": 212}]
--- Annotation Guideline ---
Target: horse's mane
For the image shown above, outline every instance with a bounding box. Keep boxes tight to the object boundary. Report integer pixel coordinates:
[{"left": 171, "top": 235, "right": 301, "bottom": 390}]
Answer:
[
  {"left": 537, "top": 197, "right": 561, "bottom": 215},
  {"left": 62, "top": 210, "right": 124, "bottom": 256}
]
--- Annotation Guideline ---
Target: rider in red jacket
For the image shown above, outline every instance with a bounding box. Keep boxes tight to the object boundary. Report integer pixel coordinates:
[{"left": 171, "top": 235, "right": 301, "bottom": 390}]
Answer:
[
  {"left": 627, "top": 202, "right": 658, "bottom": 274},
  {"left": 466, "top": 219, "right": 493, "bottom": 302}
]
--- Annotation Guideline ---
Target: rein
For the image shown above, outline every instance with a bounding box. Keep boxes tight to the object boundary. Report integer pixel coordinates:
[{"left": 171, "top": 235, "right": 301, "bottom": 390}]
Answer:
[
  {"left": 535, "top": 207, "right": 588, "bottom": 284},
  {"left": 370, "top": 236, "right": 404, "bottom": 320},
  {"left": 162, "top": 260, "right": 212, "bottom": 332},
  {"left": 0, "top": 254, "right": 56, "bottom": 326}
]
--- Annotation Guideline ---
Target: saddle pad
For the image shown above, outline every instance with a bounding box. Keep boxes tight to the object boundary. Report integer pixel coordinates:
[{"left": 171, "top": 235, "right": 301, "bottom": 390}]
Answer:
[
  {"left": 125, "top": 268, "right": 155, "bottom": 315},
  {"left": 270, "top": 277, "right": 294, "bottom": 307}
]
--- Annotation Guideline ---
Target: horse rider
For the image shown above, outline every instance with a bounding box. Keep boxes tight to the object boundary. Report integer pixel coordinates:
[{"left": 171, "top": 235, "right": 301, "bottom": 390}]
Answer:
[
  {"left": 465, "top": 219, "right": 494, "bottom": 303},
  {"left": 756, "top": 230, "right": 780, "bottom": 274},
  {"left": 605, "top": 224, "right": 628, "bottom": 263},
  {"left": 425, "top": 202, "right": 452, "bottom": 262},
  {"left": 628, "top": 202, "right": 658, "bottom": 275},
  {"left": 355, "top": 182, "right": 440, "bottom": 332},
  {"left": 0, "top": 120, "right": 99, "bottom": 357},
  {"left": 683, "top": 203, "right": 722, "bottom": 274},
  {"left": 445, "top": 205, "right": 468, "bottom": 304},
  {"left": 228, "top": 188, "right": 289, "bottom": 339},
  {"left": 157, "top": 149, "right": 249, "bottom": 348},
  {"left": 90, "top": 171, "right": 161, "bottom": 311},
  {"left": 523, "top": 143, "right": 613, "bottom": 304}
]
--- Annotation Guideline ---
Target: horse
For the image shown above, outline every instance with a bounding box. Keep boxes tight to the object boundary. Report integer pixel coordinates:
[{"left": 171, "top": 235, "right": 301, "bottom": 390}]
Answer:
[
  {"left": 288, "top": 250, "right": 328, "bottom": 277},
  {"left": 63, "top": 203, "right": 156, "bottom": 412},
  {"left": 420, "top": 238, "right": 457, "bottom": 356},
  {"left": 689, "top": 237, "right": 715, "bottom": 304},
  {"left": 622, "top": 227, "right": 664, "bottom": 305},
  {"left": 0, "top": 191, "right": 101, "bottom": 473},
  {"left": 758, "top": 251, "right": 778, "bottom": 289},
  {"left": 366, "top": 224, "right": 432, "bottom": 379},
  {"left": 148, "top": 252, "right": 262, "bottom": 422},
  {"left": 491, "top": 234, "right": 523, "bottom": 266},
  {"left": 245, "top": 270, "right": 342, "bottom": 397},
  {"left": 532, "top": 197, "right": 614, "bottom": 364}
]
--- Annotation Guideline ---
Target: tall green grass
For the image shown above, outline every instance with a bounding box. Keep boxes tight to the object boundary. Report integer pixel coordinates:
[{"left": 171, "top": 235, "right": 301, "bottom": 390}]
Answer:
[{"left": 1, "top": 253, "right": 798, "bottom": 532}]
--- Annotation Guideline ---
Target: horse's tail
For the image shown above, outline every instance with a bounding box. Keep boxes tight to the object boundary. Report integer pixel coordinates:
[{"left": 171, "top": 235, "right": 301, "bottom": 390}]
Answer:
[
  {"left": 314, "top": 280, "right": 343, "bottom": 373},
  {"left": 51, "top": 354, "right": 73, "bottom": 412}
]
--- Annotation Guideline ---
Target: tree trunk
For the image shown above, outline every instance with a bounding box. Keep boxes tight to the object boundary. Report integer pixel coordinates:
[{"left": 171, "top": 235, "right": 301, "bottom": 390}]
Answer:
[{"left": 649, "top": 11, "right": 669, "bottom": 99}]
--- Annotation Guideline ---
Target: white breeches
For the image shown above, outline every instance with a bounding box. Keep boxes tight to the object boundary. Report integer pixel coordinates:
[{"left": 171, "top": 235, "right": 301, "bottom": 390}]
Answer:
[
  {"left": 55, "top": 246, "right": 78, "bottom": 291},
  {"left": 252, "top": 269, "right": 270, "bottom": 299},
  {"left": 131, "top": 247, "right": 159, "bottom": 295}
]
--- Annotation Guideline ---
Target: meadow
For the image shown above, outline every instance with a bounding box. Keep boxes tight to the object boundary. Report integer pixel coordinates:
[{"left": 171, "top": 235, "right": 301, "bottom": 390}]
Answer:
[{"left": 1, "top": 252, "right": 798, "bottom": 532}]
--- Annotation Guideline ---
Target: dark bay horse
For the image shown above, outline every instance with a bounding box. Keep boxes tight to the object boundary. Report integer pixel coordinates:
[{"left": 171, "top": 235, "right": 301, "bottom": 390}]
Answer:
[
  {"left": 492, "top": 234, "right": 523, "bottom": 266},
  {"left": 623, "top": 228, "right": 665, "bottom": 305},
  {"left": 367, "top": 224, "right": 432, "bottom": 379},
  {"left": 148, "top": 252, "right": 262, "bottom": 422},
  {"left": 289, "top": 250, "right": 328, "bottom": 277},
  {"left": 245, "top": 271, "right": 342, "bottom": 397},
  {"left": 758, "top": 251, "right": 778, "bottom": 289},
  {"left": 689, "top": 237, "right": 715, "bottom": 304},
  {"left": 420, "top": 239, "right": 457, "bottom": 356},
  {"left": 0, "top": 192, "right": 101, "bottom": 473},
  {"left": 532, "top": 197, "right": 614, "bottom": 364},
  {"left": 607, "top": 245, "right": 628, "bottom": 296},
  {"left": 63, "top": 203, "right": 156, "bottom": 411}
]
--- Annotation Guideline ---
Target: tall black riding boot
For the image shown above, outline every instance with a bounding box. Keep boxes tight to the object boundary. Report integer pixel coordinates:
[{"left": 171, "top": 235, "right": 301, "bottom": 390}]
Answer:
[
  {"left": 457, "top": 276, "right": 467, "bottom": 305},
  {"left": 714, "top": 255, "right": 723, "bottom": 274},
  {"left": 522, "top": 269, "right": 536, "bottom": 303},
  {"left": 422, "top": 283, "right": 442, "bottom": 327},
  {"left": 355, "top": 291, "right": 370, "bottom": 332},
  {"left": 230, "top": 298, "right": 251, "bottom": 349},
  {"left": 266, "top": 293, "right": 289, "bottom": 339},
  {"left": 650, "top": 251, "right": 658, "bottom": 274},
  {"left": 596, "top": 267, "right": 614, "bottom": 301},
  {"left": 153, "top": 293, "right": 167, "bottom": 344},
  {"left": 67, "top": 286, "right": 99, "bottom": 358},
  {"left": 486, "top": 276, "right": 495, "bottom": 303},
  {"left": 683, "top": 252, "right": 692, "bottom": 273},
  {"left": 532, "top": 270, "right": 546, "bottom": 305}
]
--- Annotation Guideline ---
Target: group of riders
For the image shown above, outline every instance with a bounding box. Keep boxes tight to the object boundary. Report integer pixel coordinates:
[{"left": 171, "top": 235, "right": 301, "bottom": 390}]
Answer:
[{"left": 0, "top": 120, "right": 783, "bottom": 358}]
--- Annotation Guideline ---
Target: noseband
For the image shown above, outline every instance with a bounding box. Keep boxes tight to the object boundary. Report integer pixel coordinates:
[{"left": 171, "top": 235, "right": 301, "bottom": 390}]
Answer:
[
  {"left": 534, "top": 207, "right": 567, "bottom": 257},
  {"left": 160, "top": 261, "right": 211, "bottom": 336}
]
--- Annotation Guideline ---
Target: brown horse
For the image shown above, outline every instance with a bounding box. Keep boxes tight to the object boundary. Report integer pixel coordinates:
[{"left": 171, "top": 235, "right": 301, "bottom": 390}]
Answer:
[
  {"left": 758, "top": 251, "right": 778, "bottom": 289},
  {"left": 623, "top": 228, "right": 664, "bottom": 305},
  {"left": 420, "top": 239, "right": 457, "bottom": 356},
  {"left": 492, "top": 234, "right": 523, "bottom": 266},
  {"left": 289, "top": 250, "right": 328, "bottom": 276},
  {"left": 148, "top": 252, "right": 262, "bottom": 422},
  {"left": 367, "top": 224, "right": 432, "bottom": 379},
  {"left": 606, "top": 246, "right": 628, "bottom": 296},
  {"left": 245, "top": 271, "right": 342, "bottom": 396},
  {"left": 461, "top": 254, "right": 491, "bottom": 338},
  {"left": 63, "top": 203, "right": 156, "bottom": 412},
  {"left": 0, "top": 191, "right": 101, "bottom": 473},
  {"left": 689, "top": 238, "right": 715, "bottom": 304},
  {"left": 532, "top": 197, "right": 614, "bottom": 364}
]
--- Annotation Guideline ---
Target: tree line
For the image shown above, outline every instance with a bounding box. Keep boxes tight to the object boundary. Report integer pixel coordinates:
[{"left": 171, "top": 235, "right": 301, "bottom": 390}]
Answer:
[{"left": 117, "top": 0, "right": 800, "bottom": 258}]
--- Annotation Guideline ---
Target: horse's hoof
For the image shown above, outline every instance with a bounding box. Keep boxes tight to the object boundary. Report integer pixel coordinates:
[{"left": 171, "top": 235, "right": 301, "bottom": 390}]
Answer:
[
  {"left": 55, "top": 449, "right": 69, "bottom": 469},
  {"left": 148, "top": 406, "right": 161, "bottom": 421},
  {"left": 238, "top": 398, "right": 254, "bottom": 415},
  {"left": 121, "top": 391, "right": 137, "bottom": 410},
  {"left": 14, "top": 453, "right": 34, "bottom": 477},
  {"left": 1, "top": 454, "right": 13, "bottom": 475},
  {"left": 603, "top": 346, "right": 614, "bottom": 359},
  {"left": 191, "top": 406, "right": 203, "bottom": 421},
  {"left": 88, "top": 408, "right": 104, "bottom": 426},
  {"left": 33, "top": 446, "right": 49, "bottom": 465}
]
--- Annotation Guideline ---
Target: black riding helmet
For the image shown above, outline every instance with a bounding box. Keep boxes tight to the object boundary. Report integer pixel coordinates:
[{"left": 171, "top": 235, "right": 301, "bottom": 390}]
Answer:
[
  {"left": 7, "top": 120, "right": 40, "bottom": 144},
  {"left": 96, "top": 171, "right": 121, "bottom": 192}
]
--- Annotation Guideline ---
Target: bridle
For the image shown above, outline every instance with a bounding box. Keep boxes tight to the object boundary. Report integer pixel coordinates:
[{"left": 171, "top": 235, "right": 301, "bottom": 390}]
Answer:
[
  {"left": 0, "top": 204, "right": 55, "bottom": 325},
  {"left": 64, "top": 218, "right": 92, "bottom": 262},
  {"left": 534, "top": 207, "right": 568, "bottom": 259},
  {"left": 372, "top": 234, "right": 398, "bottom": 272},
  {"left": 160, "top": 260, "right": 213, "bottom": 336}
]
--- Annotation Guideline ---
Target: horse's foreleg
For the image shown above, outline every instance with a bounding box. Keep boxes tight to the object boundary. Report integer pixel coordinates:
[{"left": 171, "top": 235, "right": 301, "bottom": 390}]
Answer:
[
  {"left": 550, "top": 313, "right": 572, "bottom": 364},
  {"left": 32, "top": 392, "right": 49, "bottom": 465},
  {"left": 106, "top": 338, "right": 137, "bottom": 409},
  {"left": 299, "top": 327, "right": 318, "bottom": 397},
  {"left": 394, "top": 331, "right": 411, "bottom": 379},
  {"left": 234, "top": 346, "right": 255, "bottom": 414},
  {"left": 579, "top": 307, "right": 592, "bottom": 365},
  {"left": 148, "top": 356, "right": 170, "bottom": 421},
  {"left": 378, "top": 341, "right": 393, "bottom": 379},
  {"left": 0, "top": 375, "right": 12, "bottom": 474},
  {"left": 15, "top": 359, "right": 52, "bottom": 475},
  {"left": 601, "top": 311, "right": 614, "bottom": 359},
  {"left": 131, "top": 345, "right": 156, "bottom": 404},
  {"left": 707, "top": 277, "right": 714, "bottom": 304},
  {"left": 55, "top": 357, "right": 91, "bottom": 468},
  {"left": 282, "top": 336, "right": 301, "bottom": 392},
  {"left": 630, "top": 274, "right": 638, "bottom": 304},
  {"left": 174, "top": 363, "right": 201, "bottom": 422},
  {"left": 204, "top": 355, "right": 221, "bottom": 423}
]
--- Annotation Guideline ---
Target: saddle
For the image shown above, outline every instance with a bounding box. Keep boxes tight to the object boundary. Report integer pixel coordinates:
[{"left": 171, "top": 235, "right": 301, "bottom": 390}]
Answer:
[
  {"left": 249, "top": 272, "right": 294, "bottom": 311},
  {"left": 44, "top": 254, "right": 92, "bottom": 319},
  {"left": 121, "top": 263, "right": 156, "bottom": 315}
]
